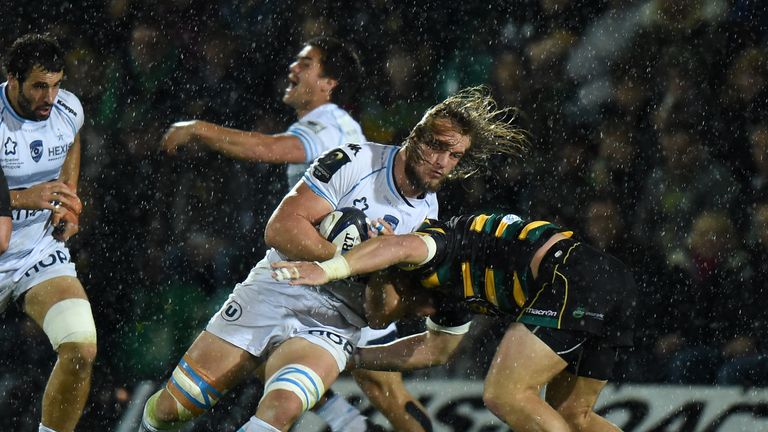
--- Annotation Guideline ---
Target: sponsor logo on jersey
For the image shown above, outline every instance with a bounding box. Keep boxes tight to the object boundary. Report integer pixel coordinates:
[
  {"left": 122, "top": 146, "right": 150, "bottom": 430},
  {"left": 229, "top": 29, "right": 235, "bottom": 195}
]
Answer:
[
  {"left": 352, "top": 196, "right": 369, "bottom": 211},
  {"left": 3, "top": 137, "right": 17, "bottom": 155},
  {"left": 347, "top": 143, "right": 361, "bottom": 156},
  {"left": 301, "top": 119, "right": 325, "bottom": 134},
  {"left": 48, "top": 143, "right": 69, "bottom": 158},
  {"left": 221, "top": 300, "right": 243, "bottom": 321},
  {"left": 56, "top": 99, "right": 78, "bottom": 117},
  {"left": 29, "top": 140, "right": 43, "bottom": 163},
  {"left": 526, "top": 307, "right": 558, "bottom": 317},
  {"left": 383, "top": 214, "right": 399, "bottom": 231},
  {"left": 501, "top": 214, "right": 522, "bottom": 225},
  {"left": 573, "top": 307, "right": 604, "bottom": 320},
  {"left": 313, "top": 149, "right": 351, "bottom": 183}
]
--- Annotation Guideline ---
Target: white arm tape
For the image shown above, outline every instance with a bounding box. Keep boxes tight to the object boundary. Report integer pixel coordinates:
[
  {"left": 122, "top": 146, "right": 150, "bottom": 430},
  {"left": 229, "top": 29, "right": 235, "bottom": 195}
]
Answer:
[
  {"left": 317, "top": 255, "right": 351, "bottom": 281},
  {"left": 426, "top": 316, "right": 471, "bottom": 335},
  {"left": 415, "top": 234, "right": 437, "bottom": 266}
]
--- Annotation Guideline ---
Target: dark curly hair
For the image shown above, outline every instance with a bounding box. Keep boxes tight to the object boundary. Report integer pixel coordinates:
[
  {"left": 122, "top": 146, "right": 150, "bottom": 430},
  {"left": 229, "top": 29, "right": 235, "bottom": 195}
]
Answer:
[
  {"left": 306, "top": 36, "right": 362, "bottom": 108},
  {"left": 5, "top": 33, "right": 65, "bottom": 83}
]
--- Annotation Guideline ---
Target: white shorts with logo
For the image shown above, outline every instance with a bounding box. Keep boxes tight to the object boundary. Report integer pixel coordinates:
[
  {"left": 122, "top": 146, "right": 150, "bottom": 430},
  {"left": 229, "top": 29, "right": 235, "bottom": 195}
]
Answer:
[
  {"left": 206, "top": 259, "right": 362, "bottom": 372},
  {"left": 358, "top": 323, "right": 398, "bottom": 347},
  {"left": 0, "top": 239, "right": 77, "bottom": 312}
]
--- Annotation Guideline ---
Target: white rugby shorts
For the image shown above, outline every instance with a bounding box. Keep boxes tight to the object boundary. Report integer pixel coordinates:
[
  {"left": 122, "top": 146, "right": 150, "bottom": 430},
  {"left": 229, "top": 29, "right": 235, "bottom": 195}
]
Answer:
[
  {"left": 0, "top": 239, "right": 77, "bottom": 312},
  {"left": 206, "top": 259, "right": 362, "bottom": 372},
  {"left": 358, "top": 323, "right": 399, "bottom": 347}
]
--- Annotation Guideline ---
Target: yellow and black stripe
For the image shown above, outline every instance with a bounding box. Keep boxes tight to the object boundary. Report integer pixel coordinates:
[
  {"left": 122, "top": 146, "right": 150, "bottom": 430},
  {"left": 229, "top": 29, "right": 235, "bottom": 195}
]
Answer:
[{"left": 411, "top": 214, "right": 572, "bottom": 317}]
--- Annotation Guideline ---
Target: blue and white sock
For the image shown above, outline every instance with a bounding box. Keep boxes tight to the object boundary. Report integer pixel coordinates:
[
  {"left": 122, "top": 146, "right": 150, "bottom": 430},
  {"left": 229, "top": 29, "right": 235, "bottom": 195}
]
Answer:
[
  {"left": 237, "top": 415, "right": 281, "bottom": 432},
  {"left": 39, "top": 424, "right": 57, "bottom": 432},
  {"left": 316, "top": 392, "right": 367, "bottom": 432}
]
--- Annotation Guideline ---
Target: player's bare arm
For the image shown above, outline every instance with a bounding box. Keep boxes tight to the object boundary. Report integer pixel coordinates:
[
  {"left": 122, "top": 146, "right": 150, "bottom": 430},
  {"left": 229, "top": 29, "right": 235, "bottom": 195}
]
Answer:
[
  {"left": 161, "top": 120, "right": 307, "bottom": 163},
  {"left": 59, "top": 132, "right": 81, "bottom": 194},
  {"left": 272, "top": 233, "right": 431, "bottom": 285},
  {"left": 264, "top": 181, "right": 338, "bottom": 261},
  {"left": 0, "top": 216, "right": 10, "bottom": 254},
  {"left": 10, "top": 181, "right": 79, "bottom": 212},
  {"left": 51, "top": 132, "right": 83, "bottom": 241}
]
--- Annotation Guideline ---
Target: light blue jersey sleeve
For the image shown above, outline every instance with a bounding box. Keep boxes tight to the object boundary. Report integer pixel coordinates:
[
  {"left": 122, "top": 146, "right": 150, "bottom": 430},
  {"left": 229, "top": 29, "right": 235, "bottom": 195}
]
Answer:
[{"left": 286, "top": 104, "right": 364, "bottom": 163}]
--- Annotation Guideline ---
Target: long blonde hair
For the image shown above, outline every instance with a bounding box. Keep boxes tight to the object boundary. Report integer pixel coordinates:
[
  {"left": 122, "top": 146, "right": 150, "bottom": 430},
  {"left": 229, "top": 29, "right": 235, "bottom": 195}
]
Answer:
[{"left": 404, "top": 86, "right": 529, "bottom": 180}]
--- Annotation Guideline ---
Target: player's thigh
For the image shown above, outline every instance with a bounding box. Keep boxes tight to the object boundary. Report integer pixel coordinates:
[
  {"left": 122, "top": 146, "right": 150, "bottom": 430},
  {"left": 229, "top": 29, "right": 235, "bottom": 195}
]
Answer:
[
  {"left": 23, "top": 276, "right": 87, "bottom": 326},
  {"left": 183, "top": 330, "right": 261, "bottom": 389},
  {"left": 485, "top": 323, "right": 567, "bottom": 394}
]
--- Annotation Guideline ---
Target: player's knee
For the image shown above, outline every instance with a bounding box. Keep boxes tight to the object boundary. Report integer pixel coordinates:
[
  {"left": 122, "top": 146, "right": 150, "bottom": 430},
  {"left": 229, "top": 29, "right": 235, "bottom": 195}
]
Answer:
[
  {"left": 58, "top": 341, "right": 97, "bottom": 372},
  {"left": 42, "top": 298, "right": 97, "bottom": 351},
  {"left": 555, "top": 401, "right": 592, "bottom": 431},
  {"left": 261, "top": 364, "right": 325, "bottom": 413},
  {"left": 482, "top": 385, "right": 523, "bottom": 417},
  {"left": 142, "top": 389, "right": 198, "bottom": 430},
  {"left": 164, "top": 357, "right": 225, "bottom": 419}
]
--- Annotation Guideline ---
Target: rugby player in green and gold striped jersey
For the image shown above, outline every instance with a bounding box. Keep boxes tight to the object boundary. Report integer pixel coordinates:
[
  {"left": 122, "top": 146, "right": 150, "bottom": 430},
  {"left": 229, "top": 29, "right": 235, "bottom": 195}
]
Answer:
[{"left": 273, "top": 212, "right": 637, "bottom": 432}]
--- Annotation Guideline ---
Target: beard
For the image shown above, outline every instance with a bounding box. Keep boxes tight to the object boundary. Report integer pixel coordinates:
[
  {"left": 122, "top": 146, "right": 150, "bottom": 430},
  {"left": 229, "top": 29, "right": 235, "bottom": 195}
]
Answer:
[
  {"left": 16, "top": 87, "right": 51, "bottom": 121},
  {"left": 404, "top": 150, "right": 444, "bottom": 194}
]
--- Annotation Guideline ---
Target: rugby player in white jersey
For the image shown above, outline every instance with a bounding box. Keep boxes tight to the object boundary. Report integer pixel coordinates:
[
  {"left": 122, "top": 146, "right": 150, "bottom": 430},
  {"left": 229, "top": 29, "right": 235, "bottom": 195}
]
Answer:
[
  {"left": 160, "top": 36, "right": 364, "bottom": 188},
  {"left": 0, "top": 169, "right": 11, "bottom": 251},
  {"left": 140, "top": 87, "right": 527, "bottom": 432},
  {"left": 157, "top": 36, "right": 434, "bottom": 432},
  {"left": 0, "top": 34, "right": 96, "bottom": 432}
]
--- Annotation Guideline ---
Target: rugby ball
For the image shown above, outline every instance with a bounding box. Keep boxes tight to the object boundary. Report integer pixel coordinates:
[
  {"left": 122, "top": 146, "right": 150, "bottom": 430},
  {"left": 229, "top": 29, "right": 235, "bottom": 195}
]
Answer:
[{"left": 318, "top": 207, "right": 370, "bottom": 254}]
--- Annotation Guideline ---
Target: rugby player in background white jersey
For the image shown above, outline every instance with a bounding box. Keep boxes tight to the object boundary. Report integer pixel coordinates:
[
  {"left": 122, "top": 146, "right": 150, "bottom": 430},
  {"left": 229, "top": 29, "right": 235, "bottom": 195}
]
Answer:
[
  {"left": 160, "top": 36, "right": 364, "bottom": 188},
  {"left": 157, "top": 36, "right": 434, "bottom": 432},
  {"left": 140, "top": 87, "right": 527, "bottom": 432},
  {"left": 0, "top": 168, "right": 11, "bottom": 251},
  {"left": 0, "top": 33, "right": 96, "bottom": 432}
]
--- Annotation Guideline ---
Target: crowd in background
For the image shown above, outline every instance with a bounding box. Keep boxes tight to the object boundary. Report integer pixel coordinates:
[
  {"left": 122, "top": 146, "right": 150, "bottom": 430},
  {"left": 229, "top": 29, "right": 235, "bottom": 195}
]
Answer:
[{"left": 1, "top": 0, "right": 767, "bottom": 429}]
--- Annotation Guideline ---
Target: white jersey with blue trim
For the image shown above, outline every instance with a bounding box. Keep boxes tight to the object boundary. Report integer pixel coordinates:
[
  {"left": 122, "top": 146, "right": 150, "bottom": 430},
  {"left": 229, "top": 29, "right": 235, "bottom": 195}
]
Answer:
[
  {"left": 0, "top": 82, "right": 83, "bottom": 274},
  {"left": 302, "top": 142, "right": 438, "bottom": 233},
  {"left": 285, "top": 103, "right": 364, "bottom": 188},
  {"left": 260, "top": 142, "right": 438, "bottom": 325}
]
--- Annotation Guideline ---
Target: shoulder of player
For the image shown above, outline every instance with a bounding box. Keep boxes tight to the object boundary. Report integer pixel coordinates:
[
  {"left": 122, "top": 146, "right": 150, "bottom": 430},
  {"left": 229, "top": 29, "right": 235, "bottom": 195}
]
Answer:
[
  {"left": 296, "top": 103, "right": 354, "bottom": 133},
  {"left": 340, "top": 141, "right": 404, "bottom": 169},
  {"left": 54, "top": 89, "right": 84, "bottom": 120}
]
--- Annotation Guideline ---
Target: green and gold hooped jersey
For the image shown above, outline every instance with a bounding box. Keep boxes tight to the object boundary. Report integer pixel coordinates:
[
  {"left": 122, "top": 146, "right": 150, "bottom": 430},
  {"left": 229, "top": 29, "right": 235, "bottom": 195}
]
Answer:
[{"left": 411, "top": 214, "right": 572, "bottom": 317}]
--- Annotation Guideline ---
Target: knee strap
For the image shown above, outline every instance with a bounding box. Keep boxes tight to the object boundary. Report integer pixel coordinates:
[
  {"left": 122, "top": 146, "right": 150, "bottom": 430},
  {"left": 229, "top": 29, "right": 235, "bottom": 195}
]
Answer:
[
  {"left": 42, "top": 298, "right": 97, "bottom": 350},
  {"left": 166, "top": 357, "right": 225, "bottom": 416},
  {"left": 262, "top": 364, "right": 325, "bottom": 412},
  {"left": 142, "top": 390, "right": 186, "bottom": 431}
]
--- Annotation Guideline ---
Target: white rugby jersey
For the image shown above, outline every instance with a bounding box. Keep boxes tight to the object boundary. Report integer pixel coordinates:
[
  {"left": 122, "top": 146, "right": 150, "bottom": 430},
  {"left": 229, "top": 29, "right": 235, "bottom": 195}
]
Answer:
[
  {"left": 303, "top": 142, "right": 438, "bottom": 233},
  {"left": 285, "top": 103, "right": 364, "bottom": 188},
  {"left": 0, "top": 82, "right": 83, "bottom": 273},
  {"left": 264, "top": 142, "right": 438, "bottom": 325}
]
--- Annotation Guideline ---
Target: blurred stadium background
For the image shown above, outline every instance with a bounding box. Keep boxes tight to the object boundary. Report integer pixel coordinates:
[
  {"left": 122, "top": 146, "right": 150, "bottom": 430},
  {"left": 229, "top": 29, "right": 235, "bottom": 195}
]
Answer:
[{"left": 1, "top": 0, "right": 768, "bottom": 430}]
